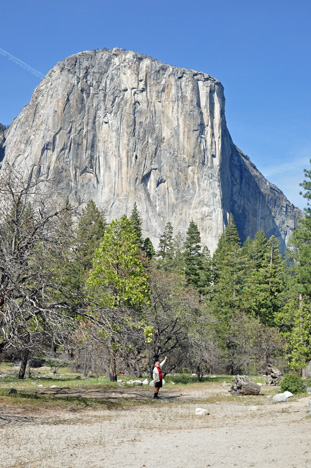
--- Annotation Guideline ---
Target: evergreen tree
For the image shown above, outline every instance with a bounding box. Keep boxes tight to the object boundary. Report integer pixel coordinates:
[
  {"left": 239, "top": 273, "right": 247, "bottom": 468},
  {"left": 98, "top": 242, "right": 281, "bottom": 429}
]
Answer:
[
  {"left": 86, "top": 216, "right": 150, "bottom": 380},
  {"left": 183, "top": 221, "right": 202, "bottom": 289},
  {"left": 209, "top": 216, "right": 245, "bottom": 372},
  {"left": 275, "top": 162, "right": 311, "bottom": 373},
  {"left": 142, "top": 237, "right": 155, "bottom": 259},
  {"left": 245, "top": 230, "right": 269, "bottom": 270},
  {"left": 196, "top": 246, "right": 212, "bottom": 297},
  {"left": 157, "top": 222, "right": 174, "bottom": 260},
  {"left": 211, "top": 215, "right": 244, "bottom": 317},
  {"left": 241, "top": 235, "right": 284, "bottom": 326},
  {"left": 75, "top": 200, "right": 106, "bottom": 272},
  {"left": 130, "top": 202, "right": 143, "bottom": 249}
]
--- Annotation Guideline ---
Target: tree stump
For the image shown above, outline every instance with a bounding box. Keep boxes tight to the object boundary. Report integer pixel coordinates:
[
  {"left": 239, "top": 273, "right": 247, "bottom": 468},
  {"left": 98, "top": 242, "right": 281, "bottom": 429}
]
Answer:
[
  {"left": 230, "top": 375, "right": 261, "bottom": 395},
  {"left": 266, "top": 363, "right": 282, "bottom": 385}
]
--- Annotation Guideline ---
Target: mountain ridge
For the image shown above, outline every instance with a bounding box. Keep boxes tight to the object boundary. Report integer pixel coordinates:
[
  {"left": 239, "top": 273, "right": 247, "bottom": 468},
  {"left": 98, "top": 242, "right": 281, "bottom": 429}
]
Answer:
[{"left": 0, "top": 48, "right": 302, "bottom": 252}]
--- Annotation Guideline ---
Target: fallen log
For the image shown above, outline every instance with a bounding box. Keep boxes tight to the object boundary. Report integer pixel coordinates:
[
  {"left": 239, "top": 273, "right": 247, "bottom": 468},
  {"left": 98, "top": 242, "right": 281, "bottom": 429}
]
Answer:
[{"left": 230, "top": 375, "right": 261, "bottom": 395}]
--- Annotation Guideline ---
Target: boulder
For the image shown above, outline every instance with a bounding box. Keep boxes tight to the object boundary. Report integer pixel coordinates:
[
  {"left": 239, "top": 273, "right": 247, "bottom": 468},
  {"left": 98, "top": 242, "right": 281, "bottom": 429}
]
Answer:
[
  {"left": 306, "top": 360, "right": 311, "bottom": 377},
  {"left": 273, "top": 391, "right": 293, "bottom": 403},
  {"left": 132, "top": 380, "right": 143, "bottom": 386}
]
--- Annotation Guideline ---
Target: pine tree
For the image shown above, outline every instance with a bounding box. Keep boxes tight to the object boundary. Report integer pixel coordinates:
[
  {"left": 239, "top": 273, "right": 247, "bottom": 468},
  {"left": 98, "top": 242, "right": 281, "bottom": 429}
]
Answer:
[
  {"left": 75, "top": 200, "right": 106, "bottom": 272},
  {"left": 142, "top": 237, "right": 155, "bottom": 259},
  {"left": 130, "top": 202, "right": 143, "bottom": 249},
  {"left": 274, "top": 162, "right": 311, "bottom": 374},
  {"left": 157, "top": 222, "right": 174, "bottom": 260},
  {"left": 241, "top": 234, "right": 284, "bottom": 326},
  {"left": 212, "top": 215, "right": 244, "bottom": 316},
  {"left": 209, "top": 216, "right": 245, "bottom": 372},
  {"left": 86, "top": 216, "right": 150, "bottom": 380},
  {"left": 183, "top": 221, "right": 202, "bottom": 289}
]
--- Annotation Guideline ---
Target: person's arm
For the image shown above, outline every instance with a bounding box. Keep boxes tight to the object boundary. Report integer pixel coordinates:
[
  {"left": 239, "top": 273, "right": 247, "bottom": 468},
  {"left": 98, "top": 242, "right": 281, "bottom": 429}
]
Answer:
[{"left": 160, "top": 356, "right": 167, "bottom": 368}]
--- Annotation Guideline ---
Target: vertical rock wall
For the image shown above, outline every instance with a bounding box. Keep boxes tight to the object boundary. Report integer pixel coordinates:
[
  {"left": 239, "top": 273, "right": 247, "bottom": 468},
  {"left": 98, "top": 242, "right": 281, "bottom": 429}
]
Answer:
[{"left": 1, "top": 48, "right": 301, "bottom": 252}]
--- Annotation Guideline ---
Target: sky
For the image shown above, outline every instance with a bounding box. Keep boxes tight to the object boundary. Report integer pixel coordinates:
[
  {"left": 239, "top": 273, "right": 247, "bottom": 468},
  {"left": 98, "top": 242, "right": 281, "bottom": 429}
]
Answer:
[{"left": 0, "top": 0, "right": 310, "bottom": 210}]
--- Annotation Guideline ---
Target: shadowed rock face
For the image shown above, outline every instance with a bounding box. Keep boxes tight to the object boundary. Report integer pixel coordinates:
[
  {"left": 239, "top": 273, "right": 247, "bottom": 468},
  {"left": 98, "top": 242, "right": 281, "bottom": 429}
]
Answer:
[{"left": 0, "top": 48, "right": 302, "bottom": 252}]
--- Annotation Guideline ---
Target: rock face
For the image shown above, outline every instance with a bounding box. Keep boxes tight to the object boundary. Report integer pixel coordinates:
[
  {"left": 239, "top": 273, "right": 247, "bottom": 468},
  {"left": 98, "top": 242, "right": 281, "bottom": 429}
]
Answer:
[{"left": 0, "top": 48, "right": 302, "bottom": 252}]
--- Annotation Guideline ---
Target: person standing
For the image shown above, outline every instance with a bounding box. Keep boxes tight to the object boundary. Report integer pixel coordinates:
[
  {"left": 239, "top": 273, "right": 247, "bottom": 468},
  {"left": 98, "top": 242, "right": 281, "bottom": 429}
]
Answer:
[{"left": 153, "top": 356, "right": 167, "bottom": 399}]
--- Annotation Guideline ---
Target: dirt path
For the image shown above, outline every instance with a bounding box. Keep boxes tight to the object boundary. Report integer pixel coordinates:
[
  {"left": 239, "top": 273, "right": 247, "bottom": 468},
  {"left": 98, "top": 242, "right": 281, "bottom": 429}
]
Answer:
[{"left": 0, "top": 384, "right": 310, "bottom": 468}]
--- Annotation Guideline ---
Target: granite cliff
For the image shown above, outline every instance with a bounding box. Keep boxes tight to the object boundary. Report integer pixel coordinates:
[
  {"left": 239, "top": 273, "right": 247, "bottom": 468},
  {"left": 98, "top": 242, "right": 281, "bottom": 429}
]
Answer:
[{"left": 0, "top": 48, "right": 301, "bottom": 252}]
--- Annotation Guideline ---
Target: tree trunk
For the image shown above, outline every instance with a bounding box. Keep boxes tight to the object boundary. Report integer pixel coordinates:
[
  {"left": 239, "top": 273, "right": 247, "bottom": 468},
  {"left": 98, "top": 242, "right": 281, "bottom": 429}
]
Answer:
[
  {"left": 109, "top": 353, "right": 117, "bottom": 382},
  {"left": 230, "top": 375, "right": 261, "bottom": 395},
  {"left": 18, "top": 349, "right": 30, "bottom": 379},
  {"left": 197, "top": 364, "right": 203, "bottom": 382}
]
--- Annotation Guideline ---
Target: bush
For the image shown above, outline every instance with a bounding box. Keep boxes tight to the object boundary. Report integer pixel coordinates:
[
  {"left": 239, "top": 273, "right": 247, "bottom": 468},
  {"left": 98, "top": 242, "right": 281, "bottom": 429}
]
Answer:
[{"left": 280, "top": 373, "right": 305, "bottom": 394}]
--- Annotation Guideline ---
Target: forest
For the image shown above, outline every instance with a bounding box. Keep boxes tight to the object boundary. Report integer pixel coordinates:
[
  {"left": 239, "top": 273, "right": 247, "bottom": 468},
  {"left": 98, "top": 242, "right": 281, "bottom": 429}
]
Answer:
[{"left": 0, "top": 164, "right": 311, "bottom": 381}]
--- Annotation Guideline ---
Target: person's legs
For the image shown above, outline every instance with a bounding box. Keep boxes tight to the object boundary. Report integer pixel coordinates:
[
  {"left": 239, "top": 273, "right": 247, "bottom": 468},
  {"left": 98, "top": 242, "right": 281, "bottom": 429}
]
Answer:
[{"left": 154, "top": 381, "right": 162, "bottom": 398}]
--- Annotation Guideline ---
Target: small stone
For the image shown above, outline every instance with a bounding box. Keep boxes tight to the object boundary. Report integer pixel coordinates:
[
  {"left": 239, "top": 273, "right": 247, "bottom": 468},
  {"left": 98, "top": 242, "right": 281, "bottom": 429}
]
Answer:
[
  {"left": 142, "top": 379, "right": 149, "bottom": 385},
  {"left": 195, "top": 408, "right": 209, "bottom": 416}
]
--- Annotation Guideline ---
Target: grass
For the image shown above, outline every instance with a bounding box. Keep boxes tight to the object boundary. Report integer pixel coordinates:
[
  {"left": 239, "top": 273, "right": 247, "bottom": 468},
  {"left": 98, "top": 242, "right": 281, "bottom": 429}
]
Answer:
[{"left": 0, "top": 361, "right": 279, "bottom": 412}]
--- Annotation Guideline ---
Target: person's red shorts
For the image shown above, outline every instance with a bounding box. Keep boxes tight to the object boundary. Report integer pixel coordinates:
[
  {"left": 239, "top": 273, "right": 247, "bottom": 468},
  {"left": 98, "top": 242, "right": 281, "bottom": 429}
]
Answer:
[{"left": 155, "top": 380, "right": 162, "bottom": 388}]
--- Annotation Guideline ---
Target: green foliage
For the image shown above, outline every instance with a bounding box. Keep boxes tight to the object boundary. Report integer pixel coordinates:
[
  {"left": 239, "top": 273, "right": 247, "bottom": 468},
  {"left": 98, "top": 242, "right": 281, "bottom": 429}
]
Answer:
[
  {"left": 211, "top": 215, "right": 244, "bottom": 322},
  {"left": 75, "top": 200, "right": 106, "bottom": 272},
  {"left": 183, "top": 220, "right": 203, "bottom": 289},
  {"left": 130, "top": 203, "right": 143, "bottom": 249},
  {"left": 157, "top": 222, "right": 174, "bottom": 260},
  {"left": 87, "top": 216, "right": 149, "bottom": 310},
  {"left": 275, "top": 161, "right": 311, "bottom": 370},
  {"left": 142, "top": 237, "right": 155, "bottom": 259},
  {"left": 242, "top": 235, "right": 285, "bottom": 326},
  {"left": 156, "top": 223, "right": 185, "bottom": 273},
  {"left": 280, "top": 373, "right": 305, "bottom": 394}
]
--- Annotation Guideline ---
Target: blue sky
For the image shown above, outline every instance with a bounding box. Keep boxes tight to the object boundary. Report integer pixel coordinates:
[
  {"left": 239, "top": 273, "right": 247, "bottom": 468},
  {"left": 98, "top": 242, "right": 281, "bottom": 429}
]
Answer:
[{"left": 0, "top": 0, "right": 310, "bottom": 210}]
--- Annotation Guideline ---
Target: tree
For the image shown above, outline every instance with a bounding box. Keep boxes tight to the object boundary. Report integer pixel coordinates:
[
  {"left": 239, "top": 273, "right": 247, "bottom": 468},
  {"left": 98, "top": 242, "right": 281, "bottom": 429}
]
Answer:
[
  {"left": 142, "top": 237, "right": 155, "bottom": 259},
  {"left": 157, "top": 222, "right": 174, "bottom": 261},
  {"left": 130, "top": 202, "right": 143, "bottom": 249},
  {"left": 145, "top": 266, "right": 200, "bottom": 372},
  {"left": 211, "top": 215, "right": 244, "bottom": 321},
  {"left": 86, "top": 216, "right": 150, "bottom": 380},
  {"left": 0, "top": 168, "right": 81, "bottom": 378},
  {"left": 241, "top": 235, "right": 285, "bottom": 326},
  {"left": 274, "top": 162, "right": 311, "bottom": 375},
  {"left": 183, "top": 221, "right": 202, "bottom": 289},
  {"left": 157, "top": 223, "right": 185, "bottom": 273},
  {"left": 209, "top": 216, "right": 246, "bottom": 373},
  {"left": 75, "top": 200, "right": 106, "bottom": 272}
]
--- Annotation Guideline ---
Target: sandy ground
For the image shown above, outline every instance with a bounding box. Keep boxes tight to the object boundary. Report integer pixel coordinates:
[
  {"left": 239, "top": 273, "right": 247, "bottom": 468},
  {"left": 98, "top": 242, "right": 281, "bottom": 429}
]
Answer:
[{"left": 0, "top": 383, "right": 310, "bottom": 468}]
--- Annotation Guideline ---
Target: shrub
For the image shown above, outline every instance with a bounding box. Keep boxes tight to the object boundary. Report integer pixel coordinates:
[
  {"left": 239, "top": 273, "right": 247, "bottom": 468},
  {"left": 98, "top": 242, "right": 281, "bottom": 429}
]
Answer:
[{"left": 280, "top": 373, "right": 305, "bottom": 394}]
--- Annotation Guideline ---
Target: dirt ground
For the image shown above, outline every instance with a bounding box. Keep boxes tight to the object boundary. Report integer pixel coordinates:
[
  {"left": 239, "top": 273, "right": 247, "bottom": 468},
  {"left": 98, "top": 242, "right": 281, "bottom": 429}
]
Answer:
[{"left": 0, "top": 382, "right": 310, "bottom": 468}]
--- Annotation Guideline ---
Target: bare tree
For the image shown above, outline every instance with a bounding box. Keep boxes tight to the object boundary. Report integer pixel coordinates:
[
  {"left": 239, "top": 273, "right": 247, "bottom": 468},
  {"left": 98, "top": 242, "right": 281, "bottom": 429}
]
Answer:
[{"left": 0, "top": 167, "right": 82, "bottom": 377}]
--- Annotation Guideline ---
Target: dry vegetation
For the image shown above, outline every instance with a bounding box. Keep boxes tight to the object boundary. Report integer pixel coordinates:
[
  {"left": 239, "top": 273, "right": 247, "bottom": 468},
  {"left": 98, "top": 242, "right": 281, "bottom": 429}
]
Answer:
[{"left": 1, "top": 365, "right": 311, "bottom": 468}]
